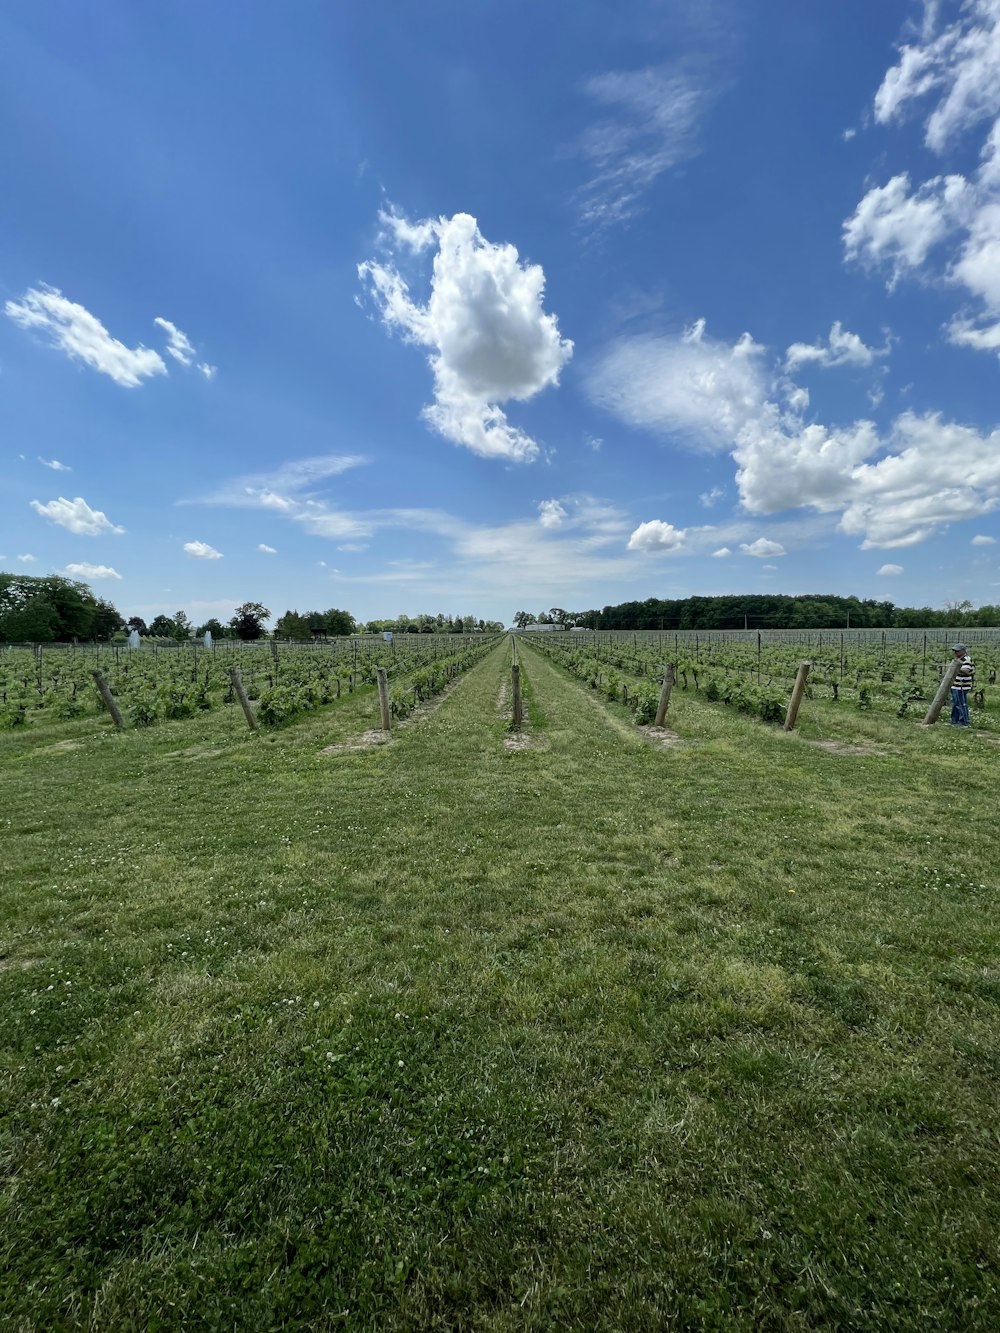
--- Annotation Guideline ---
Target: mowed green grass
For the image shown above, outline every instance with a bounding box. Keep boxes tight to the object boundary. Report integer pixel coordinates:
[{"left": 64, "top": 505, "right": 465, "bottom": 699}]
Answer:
[{"left": 1, "top": 638, "right": 998, "bottom": 1331}]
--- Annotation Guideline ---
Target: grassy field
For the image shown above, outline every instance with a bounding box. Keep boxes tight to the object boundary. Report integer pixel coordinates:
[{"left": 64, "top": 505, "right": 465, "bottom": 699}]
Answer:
[{"left": 1, "top": 636, "right": 998, "bottom": 1330}]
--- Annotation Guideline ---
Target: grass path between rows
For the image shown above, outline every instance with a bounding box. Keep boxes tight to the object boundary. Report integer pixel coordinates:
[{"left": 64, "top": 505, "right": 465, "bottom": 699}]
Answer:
[{"left": 1, "top": 636, "right": 999, "bottom": 1330}]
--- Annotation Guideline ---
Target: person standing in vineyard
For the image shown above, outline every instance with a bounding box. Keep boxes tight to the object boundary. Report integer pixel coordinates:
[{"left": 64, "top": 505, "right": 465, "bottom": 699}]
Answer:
[{"left": 949, "top": 643, "right": 975, "bottom": 727}]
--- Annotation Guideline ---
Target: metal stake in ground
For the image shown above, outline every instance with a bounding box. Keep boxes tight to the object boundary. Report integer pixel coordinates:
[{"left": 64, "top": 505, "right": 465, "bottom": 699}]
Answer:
[
  {"left": 376, "top": 665, "right": 391, "bottom": 732},
  {"left": 511, "top": 663, "right": 522, "bottom": 730},
  {"left": 91, "top": 669, "right": 125, "bottom": 731},
  {"left": 783, "top": 661, "right": 811, "bottom": 732},
  {"left": 654, "top": 664, "right": 676, "bottom": 727},
  {"left": 921, "top": 657, "right": 962, "bottom": 725},
  {"left": 229, "top": 667, "right": 258, "bottom": 732}
]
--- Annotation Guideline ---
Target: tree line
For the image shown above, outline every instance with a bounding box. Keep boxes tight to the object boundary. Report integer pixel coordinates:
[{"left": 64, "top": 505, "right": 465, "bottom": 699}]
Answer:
[
  {"left": 0, "top": 574, "right": 504, "bottom": 643},
  {"left": 514, "top": 594, "right": 1000, "bottom": 631},
  {"left": 5, "top": 572, "right": 997, "bottom": 644}
]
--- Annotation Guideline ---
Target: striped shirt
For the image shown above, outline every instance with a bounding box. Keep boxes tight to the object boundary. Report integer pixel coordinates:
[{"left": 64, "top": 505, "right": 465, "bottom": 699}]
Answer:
[{"left": 953, "top": 654, "right": 975, "bottom": 692}]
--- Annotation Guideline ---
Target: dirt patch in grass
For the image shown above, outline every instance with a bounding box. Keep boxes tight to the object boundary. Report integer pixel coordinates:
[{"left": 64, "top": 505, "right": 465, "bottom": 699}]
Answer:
[
  {"left": 639, "top": 725, "right": 683, "bottom": 748},
  {"left": 32, "top": 739, "right": 82, "bottom": 756},
  {"left": 321, "top": 729, "right": 392, "bottom": 754},
  {"left": 0, "top": 955, "right": 39, "bottom": 972},
  {"left": 810, "top": 739, "right": 886, "bottom": 757},
  {"left": 503, "top": 729, "right": 549, "bottom": 752},
  {"left": 164, "top": 745, "right": 227, "bottom": 760}
]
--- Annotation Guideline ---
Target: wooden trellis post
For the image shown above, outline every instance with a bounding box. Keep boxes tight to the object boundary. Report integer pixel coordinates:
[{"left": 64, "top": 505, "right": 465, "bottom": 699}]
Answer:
[
  {"left": 229, "top": 668, "right": 258, "bottom": 731},
  {"left": 91, "top": 670, "right": 124, "bottom": 731},
  {"left": 921, "top": 657, "right": 962, "bottom": 725},
  {"left": 376, "top": 666, "right": 391, "bottom": 731},
  {"left": 654, "top": 664, "right": 676, "bottom": 727},
  {"left": 783, "top": 662, "right": 811, "bottom": 732}
]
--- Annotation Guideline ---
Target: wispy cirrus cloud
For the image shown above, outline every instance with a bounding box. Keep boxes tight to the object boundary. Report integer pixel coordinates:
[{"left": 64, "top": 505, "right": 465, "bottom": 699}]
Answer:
[
  {"left": 577, "top": 60, "right": 724, "bottom": 230},
  {"left": 30, "top": 495, "right": 125, "bottom": 536},
  {"left": 193, "top": 454, "right": 368, "bottom": 511},
  {"left": 4, "top": 285, "right": 216, "bottom": 385},
  {"left": 38, "top": 456, "right": 71, "bottom": 471},
  {"left": 154, "top": 316, "right": 216, "bottom": 379},
  {"left": 6, "top": 286, "right": 166, "bottom": 387}
]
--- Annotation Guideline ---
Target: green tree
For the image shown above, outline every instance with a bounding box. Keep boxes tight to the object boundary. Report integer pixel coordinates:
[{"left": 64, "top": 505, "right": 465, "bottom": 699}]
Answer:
[
  {"left": 325, "top": 610, "right": 357, "bottom": 637},
  {"left": 230, "top": 602, "right": 270, "bottom": 640},
  {"left": 274, "top": 610, "right": 310, "bottom": 639},
  {"left": 93, "top": 599, "right": 126, "bottom": 639},
  {"left": 172, "top": 610, "right": 193, "bottom": 641},
  {"left": 148, "top": 614, "right": 177, "bottom": 638},
  {"left": 127, "top": 616, "right": 149, "bottom": 636},
  {"left": 0, "top": 574, "right": 124, "bottom": 642}
]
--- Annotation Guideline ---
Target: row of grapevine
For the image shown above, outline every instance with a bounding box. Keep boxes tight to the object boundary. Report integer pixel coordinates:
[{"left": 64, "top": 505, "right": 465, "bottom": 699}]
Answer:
[
  {"left": 0, "top": 634, "right": 502, "bottom": 731},
  {"left": 524, "top": 631, "right": 999, "bottom": 729}
]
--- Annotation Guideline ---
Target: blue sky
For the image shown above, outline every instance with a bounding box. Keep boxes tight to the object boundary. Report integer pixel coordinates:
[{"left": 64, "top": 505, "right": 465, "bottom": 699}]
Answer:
[{"left": 3, "top": 0, "right": 1000, "bottom": 627}]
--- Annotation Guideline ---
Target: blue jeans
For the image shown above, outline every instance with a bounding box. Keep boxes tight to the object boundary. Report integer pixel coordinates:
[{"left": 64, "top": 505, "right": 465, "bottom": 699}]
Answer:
[{"left": 950, "top": 687, "right": 970, "bottom": 726}]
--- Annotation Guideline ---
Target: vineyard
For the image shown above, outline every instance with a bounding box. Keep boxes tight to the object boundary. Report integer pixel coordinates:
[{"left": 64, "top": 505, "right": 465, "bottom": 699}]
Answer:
[
  {"left": 525, "top": 628, "right": 1000, "bottom": 728},
  {"left": 0, "top": 633, "right": 502, "bottom": 732},
  {"left": 3, "top": 635, "right": 1000, "bottom": 1328}
]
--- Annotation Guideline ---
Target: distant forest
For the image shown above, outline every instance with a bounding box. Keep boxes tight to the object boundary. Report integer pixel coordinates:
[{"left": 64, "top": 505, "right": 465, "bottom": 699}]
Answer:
[{"left": 520, "top": 594, "right": 998, "bottom": 631}]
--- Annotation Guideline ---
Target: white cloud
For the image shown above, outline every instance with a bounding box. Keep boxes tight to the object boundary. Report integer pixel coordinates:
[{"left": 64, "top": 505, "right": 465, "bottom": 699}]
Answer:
[
  {"left": 850, "top": 4, "right": 1000, "bottom": 353},
  {"left": 972, "top": 533, "right": 997, "bottom": 544},
  {"left": 843, "top": 172, "right": 973, "bottom": 284},
  {"left": 5, "top": 286, "right": 166, "bottom": 387},
  {"left": 154, "top": 317, "right": 215, "bottom": 378},
  {"left": 154, "top": 316, "right": 196, "bottom": 366},
  {"left": 195, "top": 454, "right": 367, "bottom": 508},
  {"left": 784, "top": 321, "right": 890, "bottom": 371},
  {"left": 837, "top": 411, "right": 1000, "bottom": 546},
  {"left": 740, "top": 538, "right": 786, "bottom": 557},
  {"left": 591, "top": 316, "right": 1000, "bottom": 547},
  {"left": 577, "top": 63, "right": 722, "bottom": 228},
  {"left": 184, "top": 541, "right": 223, "bottom": 559},
  {"left": 38, "top": 457, "right": 70, "bottom": 471},
  {"left": 31, "top": 496, "right": 125, "bottom": 536},
  {"left": 258, "top": 543, "right": 277, "bottom": 553},
  {"left": 699, "top": 486, "right": 724, "bottom": 507},
  {"left": 878, "top": 563, "right": 904, "bottom": 575},
  {"left": 62, "top": 562, "right": 122, "bottom": 580},
  {"left": 359, "top": 210, "right": 572, "bottom": 462},
  {"left": 627, "top": 520, "right": 686, "bottom": 552},
  {"left": 588, "top": 322, "right": 768, "bottom": 449},
  {"left": 874, "top": 0, "right": 1000, "bottom": 151},
  {"left": 538, "top": 499, "right": 568, "bottom": 528},
  {"left": 16, "top": 553, "right": 36, "bottom": 563},
  {"left": 734, "top": 415, "right": 880, "bottom": 515},
  {"left": 712, "top": 546, "right": 732, "bottom": 557}
]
